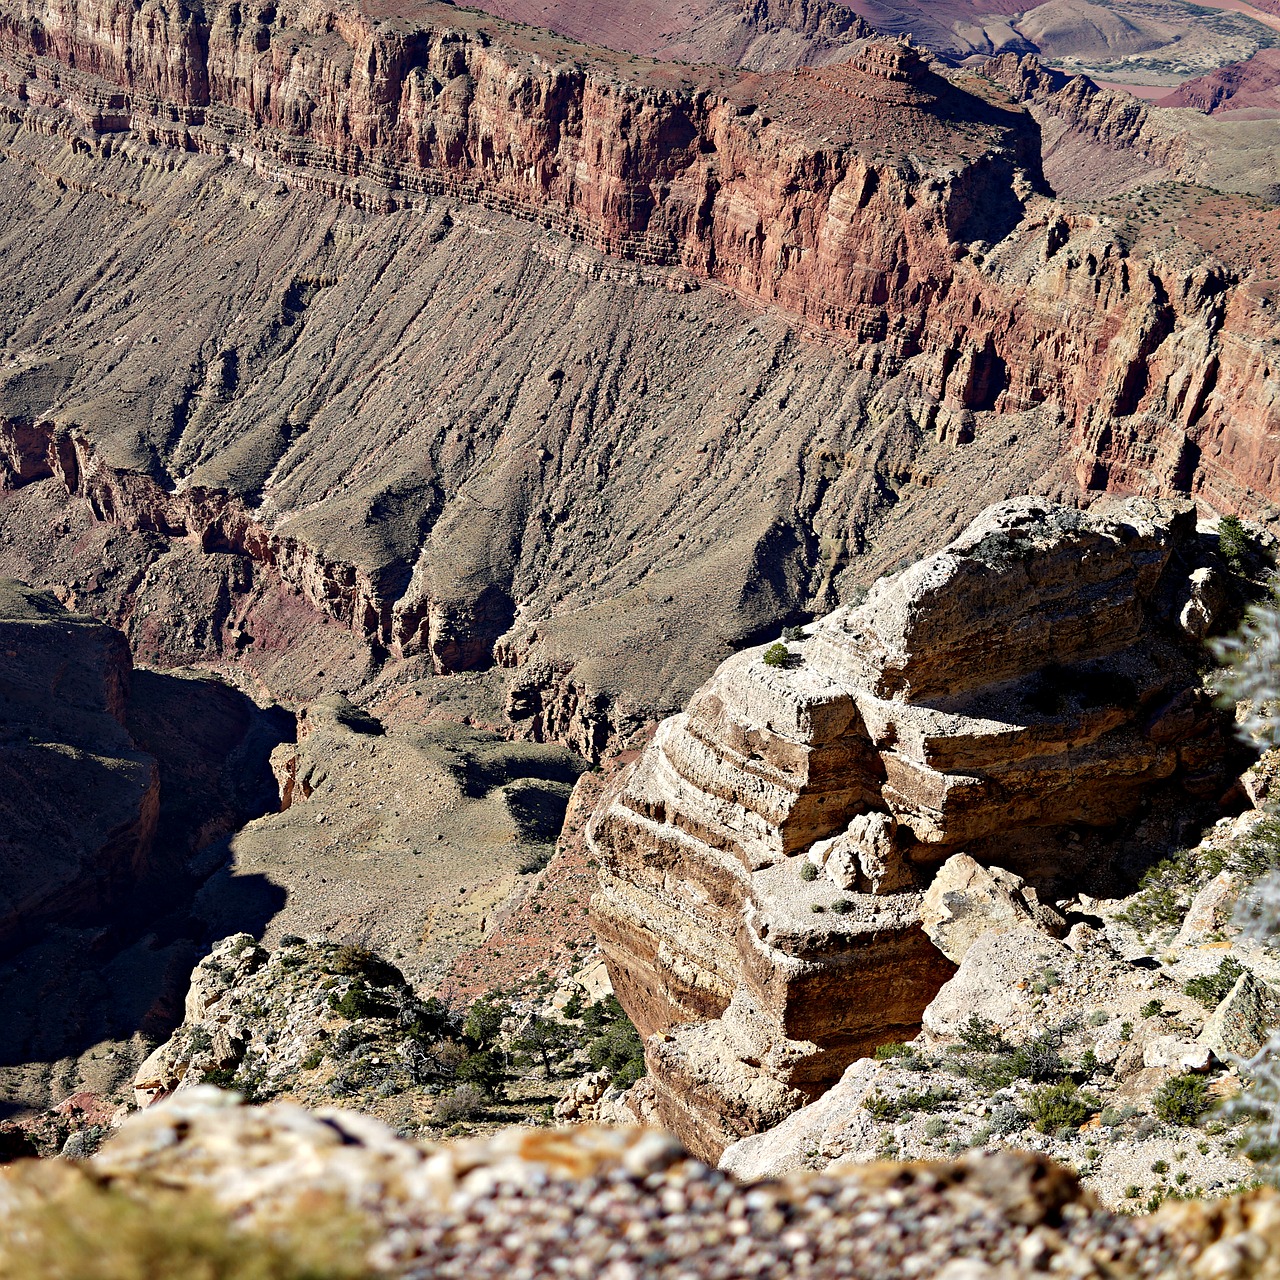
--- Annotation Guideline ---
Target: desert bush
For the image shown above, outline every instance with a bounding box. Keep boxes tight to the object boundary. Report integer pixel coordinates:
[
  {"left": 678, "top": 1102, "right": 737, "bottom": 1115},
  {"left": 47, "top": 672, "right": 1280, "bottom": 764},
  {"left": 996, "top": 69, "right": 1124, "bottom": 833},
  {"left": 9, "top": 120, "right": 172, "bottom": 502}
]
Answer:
[
  {"left": 1153, "top": 1074, "right": 1212, "bottom": 1127},
  {"left": 330, "top": 983, "right": 397, "bottom": 1021},
  {"left": 954, "top": 1016, "right": 1010, "bottom": 1056},
  {"left": 763, "top": 643, "right": 795, "bottom": 669},
  {"left": 799, "top": 860, "right": 819, "bottom": 882},
  {"left": 989, "top": 1103, "right": 1025, "bottom": 1135},
  {"left": 1185, "top": 957, "right": 1249, "bottom": 1008},
  {"left": 517, "top": 850, "right": 552, "bottom": 875},
  {"left": 862, "top": 1087, "right": 956, "bottom": 1123},
  {"left": 433, "top": 1084, "right": 488, "bottom": 1125},
  {"left": 327, "top": 945, "right": 402, "bottom": 990},
  {"left": 1026, "top": 1082, "right": 1095, "bottom": 1134},
  {"left": 955, "top": 1029, "right": 1065, "bottom": 1091},
  {"left": 874, "top": 1041, "right": 912, "bottom": 1061}
]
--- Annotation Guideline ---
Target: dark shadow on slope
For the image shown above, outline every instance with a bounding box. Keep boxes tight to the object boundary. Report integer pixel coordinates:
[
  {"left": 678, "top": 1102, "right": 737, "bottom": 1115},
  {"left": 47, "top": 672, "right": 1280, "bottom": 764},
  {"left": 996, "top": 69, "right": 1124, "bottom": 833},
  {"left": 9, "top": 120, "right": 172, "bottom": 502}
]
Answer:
[{"left": 0, "top": 666, "right": 294, "bottom": 1101}]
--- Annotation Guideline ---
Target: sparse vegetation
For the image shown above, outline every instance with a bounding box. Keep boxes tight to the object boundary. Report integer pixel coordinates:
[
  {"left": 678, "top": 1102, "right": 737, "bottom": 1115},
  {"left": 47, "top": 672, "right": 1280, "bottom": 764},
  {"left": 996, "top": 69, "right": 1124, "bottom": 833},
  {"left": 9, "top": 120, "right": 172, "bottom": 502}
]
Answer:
[
  {"left": 1218, "top": 515, "right": 1254, "bottom": 572},
  {"left": 799, "top": 860, "right": 819, "bottom": 882}
]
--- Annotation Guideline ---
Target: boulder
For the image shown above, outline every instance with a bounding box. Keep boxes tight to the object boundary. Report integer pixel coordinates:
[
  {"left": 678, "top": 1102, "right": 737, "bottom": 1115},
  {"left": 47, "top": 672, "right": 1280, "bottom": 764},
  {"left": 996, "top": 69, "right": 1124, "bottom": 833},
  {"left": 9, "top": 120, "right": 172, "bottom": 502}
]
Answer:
[
  {"left": 1142, "top": 1036, "right": 1215, "bottom": 1072},
  {"left": 923, "top": 928, "right": 1072, "bottom": 1038},
  {"left": 920, "top": 854, "right": 1066, "bottom": 964},
  {"left": 1200, "top": 971, "right": 1280, "bottom": 1061},
  {"left": 1178, "top": 566, "right": 1229, "bottom": 641},
  {"left": 1175, "top": 872, "right": 1241, "bottom": 945},
  {"left": 809, "top": 813, "right": 913, "bottom": 894}
]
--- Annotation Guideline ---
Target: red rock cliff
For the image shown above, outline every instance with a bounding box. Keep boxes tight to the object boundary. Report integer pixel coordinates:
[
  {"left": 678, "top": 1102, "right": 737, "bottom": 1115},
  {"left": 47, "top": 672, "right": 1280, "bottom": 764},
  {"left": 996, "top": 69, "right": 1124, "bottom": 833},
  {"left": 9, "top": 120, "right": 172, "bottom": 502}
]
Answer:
[{"left": 0, "top": 0, "right": 1276, "bottom": 522}]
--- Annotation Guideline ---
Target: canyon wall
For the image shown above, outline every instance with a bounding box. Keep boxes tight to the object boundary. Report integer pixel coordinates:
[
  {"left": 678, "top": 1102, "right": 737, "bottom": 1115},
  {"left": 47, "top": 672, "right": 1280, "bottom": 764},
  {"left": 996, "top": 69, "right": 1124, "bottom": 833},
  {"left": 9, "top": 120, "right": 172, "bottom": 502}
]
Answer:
[
  {"left": 0, "top": 0, "right": 1276, "bottom": 741},
  {"left": 587, "top": 497, "right": 1233, "bottom": 1159},
  {"left": 0, "top": 0, "right": 1273, "bottom": 516}
]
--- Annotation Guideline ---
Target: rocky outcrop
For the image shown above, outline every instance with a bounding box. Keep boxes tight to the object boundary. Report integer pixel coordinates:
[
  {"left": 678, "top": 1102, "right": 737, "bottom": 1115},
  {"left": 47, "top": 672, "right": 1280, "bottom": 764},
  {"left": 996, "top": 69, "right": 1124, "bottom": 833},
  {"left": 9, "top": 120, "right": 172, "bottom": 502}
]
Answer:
[
  {"left": 1156, "top": 49, "right": 1280, "bottom": 117},
  {"left": 9, "top": 1089, "right": 1280, "bottom": 1276},
  {"left": 0, "top": 579, "right": 159, "bottom": 947},
  {"left": 589, "top": 497, "right": 1231, "bottom": 1159},
  {"left": 920, "top": 853, "right": 1066, "bottom": 963}
]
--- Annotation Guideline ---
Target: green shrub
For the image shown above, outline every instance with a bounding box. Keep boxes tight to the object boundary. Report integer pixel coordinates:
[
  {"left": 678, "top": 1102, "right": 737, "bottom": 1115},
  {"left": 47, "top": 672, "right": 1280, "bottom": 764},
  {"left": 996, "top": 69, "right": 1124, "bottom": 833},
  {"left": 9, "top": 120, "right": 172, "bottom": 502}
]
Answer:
[
  {"left": 799, "top": 860, "right": 819, "bottom": 882},
  {"left": 763, "top": 643, "right": 794, "bottom": 669},
  {"left": 954, "top": 1016, "right": 1010, "bottom": 1056},
  {"left": 455, "top": 1049, "right": 505, "bottom": 1097},
  {"left": 874, "top": 1041, "right": 912, "bottom": 1061},
  {"left": 1153, "top": 1073, "right": 1212, "bottom": 1126},
  {"left": 831, "top": 898, "right": 853, "bottom": 915},
  {"left": 1218, "top": 515, "right": 1253, "bottom": 571},
  {"left": 924, "top": 1117, "right": 948, "bottom": 1140},
  {"left": 587, "top": 1018, "right": 646, "bottom": 1089},
  {"left": 955, "top": 1029, "right": 1065, "bottom": 1090},
  {"left": 1026, "top": 1082, "right": 1094, "bottom": 1134},
  {"left": 863, "top": 1091, "right": 896, "bottom": 1121},
  {"left": 1185, "top": 957, "right": 1248, "bottom": 1008},
  {"left": 861, "top": 1087, "right": 956, "bottom": 1122},
  {"left": 810, "top": 903, "right": 825, "bottom": 913},
  {"left": 300, "top": 1049, "right": 324, "bottom": 1071},
  {"left": 329, "top": 983, "right": 397, "bottom": 1021},
  {"left": 1140, "top": 999, "right": 1164, "bottom": 1019}
]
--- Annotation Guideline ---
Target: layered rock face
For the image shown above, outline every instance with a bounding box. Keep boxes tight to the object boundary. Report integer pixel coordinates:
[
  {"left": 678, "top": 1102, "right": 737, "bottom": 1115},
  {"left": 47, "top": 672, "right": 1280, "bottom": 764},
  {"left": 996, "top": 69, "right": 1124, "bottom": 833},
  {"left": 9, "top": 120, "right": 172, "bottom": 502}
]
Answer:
[
  {"left": 0, "top": 0, "right": 1276, "bottom": 745},
  {"left": 588, "top": 497, "right": 1230, "bottom": 1159}
]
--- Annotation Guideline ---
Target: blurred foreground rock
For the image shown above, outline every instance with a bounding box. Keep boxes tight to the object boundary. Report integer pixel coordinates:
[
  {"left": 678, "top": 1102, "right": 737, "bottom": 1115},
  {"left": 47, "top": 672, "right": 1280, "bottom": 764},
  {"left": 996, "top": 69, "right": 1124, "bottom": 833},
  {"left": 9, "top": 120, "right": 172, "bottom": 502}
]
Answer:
[{"left": 7, "top": 1089, "right": 1280, "bottom": 1278}]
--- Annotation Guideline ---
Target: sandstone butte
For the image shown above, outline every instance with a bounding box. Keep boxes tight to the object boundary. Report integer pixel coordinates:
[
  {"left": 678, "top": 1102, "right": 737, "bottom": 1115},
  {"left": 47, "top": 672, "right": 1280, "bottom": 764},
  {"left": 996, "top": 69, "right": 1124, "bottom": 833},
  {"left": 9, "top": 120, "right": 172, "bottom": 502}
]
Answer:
[
  {"left": 587, "top": 496, "right": 1235, "bottom": 1159},
  {"left": 0, "top": 0, "right": 1277, "bottom": 712}
]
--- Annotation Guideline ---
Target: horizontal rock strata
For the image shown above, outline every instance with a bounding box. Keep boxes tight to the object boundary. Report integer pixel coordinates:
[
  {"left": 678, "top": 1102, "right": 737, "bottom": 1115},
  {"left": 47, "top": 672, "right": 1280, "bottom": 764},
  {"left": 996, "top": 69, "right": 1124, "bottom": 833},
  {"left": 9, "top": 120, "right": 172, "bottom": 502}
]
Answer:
[
  {"left": 0, "top": 0, "right": 1275, "bottom": 733},
  {"left": 589, "top": 496, "right": 1231, "bottom": 1159}
]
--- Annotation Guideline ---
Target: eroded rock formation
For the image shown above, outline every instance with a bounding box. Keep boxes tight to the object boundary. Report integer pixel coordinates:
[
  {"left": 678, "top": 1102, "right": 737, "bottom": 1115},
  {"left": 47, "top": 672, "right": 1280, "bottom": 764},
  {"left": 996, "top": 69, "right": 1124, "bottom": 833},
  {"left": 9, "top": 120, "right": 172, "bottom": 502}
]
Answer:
[{"left": 589, "top": 497, "right": 1232, "bottom": 1159}]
